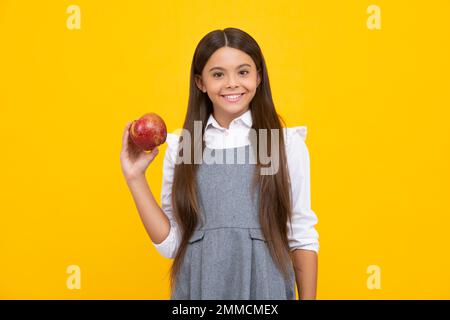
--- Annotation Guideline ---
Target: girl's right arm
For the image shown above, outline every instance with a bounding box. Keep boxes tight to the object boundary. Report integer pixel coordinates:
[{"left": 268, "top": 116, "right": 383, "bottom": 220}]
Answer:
[{"left": 119, "top": 121, "right": 170, "bottom": 245}]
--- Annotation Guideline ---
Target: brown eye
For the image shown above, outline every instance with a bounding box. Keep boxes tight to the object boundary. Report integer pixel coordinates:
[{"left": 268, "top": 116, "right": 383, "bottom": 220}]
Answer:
[
  {"left": 213, "top": 72, "right": 223, "bottom": 78},
  {"left": 240, "top": 70, "right": 249, "bottom": 75}
]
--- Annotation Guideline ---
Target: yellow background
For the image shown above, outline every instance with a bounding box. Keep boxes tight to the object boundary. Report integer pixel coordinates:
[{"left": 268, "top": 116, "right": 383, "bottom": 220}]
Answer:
[{"left": 1, "top": 0, "right": 449, "bottom": 299}]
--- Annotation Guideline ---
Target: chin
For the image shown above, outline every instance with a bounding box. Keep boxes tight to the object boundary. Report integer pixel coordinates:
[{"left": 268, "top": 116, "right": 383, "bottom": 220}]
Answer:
[{"left": 222, "top": 105, "right": 247, "bottom": 114}]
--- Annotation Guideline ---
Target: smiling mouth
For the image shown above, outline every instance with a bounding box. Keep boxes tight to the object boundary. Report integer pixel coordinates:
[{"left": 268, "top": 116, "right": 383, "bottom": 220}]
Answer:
[{"left": 221, "top": 93, "right": 245, "bottom": 103}]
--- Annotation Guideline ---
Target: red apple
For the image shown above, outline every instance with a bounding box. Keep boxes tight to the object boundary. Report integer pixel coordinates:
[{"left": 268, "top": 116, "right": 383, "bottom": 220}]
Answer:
[{"left": 129, "top": 113, "right": 167, "bottom": 151}]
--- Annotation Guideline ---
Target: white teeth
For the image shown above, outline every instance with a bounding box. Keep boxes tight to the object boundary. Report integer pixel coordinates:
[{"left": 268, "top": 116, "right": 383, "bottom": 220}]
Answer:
[{"left": 222, "top": 94, "right": 243, "bottom": 101}]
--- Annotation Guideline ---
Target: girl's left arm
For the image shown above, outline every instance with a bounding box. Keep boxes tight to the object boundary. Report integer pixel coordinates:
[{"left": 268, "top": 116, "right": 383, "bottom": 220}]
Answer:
[
  {"left": 291, "top": 249, "right": 318, "bottom": 300},
  {"left": 285, "top": 127, "right": 320, "bottom": 300}
]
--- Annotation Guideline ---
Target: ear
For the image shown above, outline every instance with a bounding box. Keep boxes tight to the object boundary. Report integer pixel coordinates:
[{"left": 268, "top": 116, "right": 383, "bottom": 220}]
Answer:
[
  {"left": 194, "top": 74, "right": 206, "bottom": 93},
  {"left": 257, "top": 69, "right": 262, "bottom": 87}
]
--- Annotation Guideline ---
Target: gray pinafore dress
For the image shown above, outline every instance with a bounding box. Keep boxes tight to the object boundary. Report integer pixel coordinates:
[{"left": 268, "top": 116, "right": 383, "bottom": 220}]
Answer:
[{"left": 171, "top": 144, "right": 296, "bottom": 300}]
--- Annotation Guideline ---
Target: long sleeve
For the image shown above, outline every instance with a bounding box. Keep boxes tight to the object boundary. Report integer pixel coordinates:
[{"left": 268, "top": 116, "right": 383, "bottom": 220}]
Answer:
[
  {"left": 285, "top": 126, "right": 320, "bottom": 253},
  {"left": 152, "top": 133, "right": 182, "bottom": 259}
]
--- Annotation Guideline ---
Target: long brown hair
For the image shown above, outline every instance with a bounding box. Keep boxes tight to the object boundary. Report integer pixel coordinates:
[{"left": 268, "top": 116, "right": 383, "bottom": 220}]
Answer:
[{"left": 169, "top": 27, "right": 294, "bottom": 294}]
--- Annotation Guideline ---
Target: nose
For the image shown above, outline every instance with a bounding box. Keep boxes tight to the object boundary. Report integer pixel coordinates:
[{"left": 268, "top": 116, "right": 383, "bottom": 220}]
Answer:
[{"left": 226, "top": 75, "right": 239, "bottom": 88}]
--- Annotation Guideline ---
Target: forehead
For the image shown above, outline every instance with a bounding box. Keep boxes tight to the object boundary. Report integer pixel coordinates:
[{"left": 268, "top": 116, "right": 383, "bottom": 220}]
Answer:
[{"left": 204, "top": 47, "right": 256, "bottom": 71}]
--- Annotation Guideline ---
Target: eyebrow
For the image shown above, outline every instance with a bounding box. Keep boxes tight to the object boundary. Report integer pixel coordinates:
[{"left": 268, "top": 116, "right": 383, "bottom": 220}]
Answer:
[{"left": 209, "top": 63, "right": 251, "bottom": 72}]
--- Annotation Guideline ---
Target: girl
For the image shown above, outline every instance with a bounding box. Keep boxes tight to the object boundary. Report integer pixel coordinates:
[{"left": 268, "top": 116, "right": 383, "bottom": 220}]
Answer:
[{"left": 120, "top": 28, "right": 319, "bottom": 300}]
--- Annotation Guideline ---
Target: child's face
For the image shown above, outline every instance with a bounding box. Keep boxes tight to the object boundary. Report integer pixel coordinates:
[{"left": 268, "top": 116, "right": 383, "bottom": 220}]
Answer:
[{"left": 195, "top": 47, "right": 261, "bottom": 120}]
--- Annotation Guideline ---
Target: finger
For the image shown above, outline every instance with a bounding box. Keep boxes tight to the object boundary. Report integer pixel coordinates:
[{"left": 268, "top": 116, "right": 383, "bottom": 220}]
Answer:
[
  {"left": 121, "top": 121, "right": 133, "bottom": 152},
  {"left": 145, "top": 147, "right": 159, "bottom": 160}
]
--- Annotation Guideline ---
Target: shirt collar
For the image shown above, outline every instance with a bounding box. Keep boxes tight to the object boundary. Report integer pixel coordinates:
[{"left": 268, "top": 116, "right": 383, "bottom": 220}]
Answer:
[{"left": 205, "top": 108, "right": 253, "bottom": 131}]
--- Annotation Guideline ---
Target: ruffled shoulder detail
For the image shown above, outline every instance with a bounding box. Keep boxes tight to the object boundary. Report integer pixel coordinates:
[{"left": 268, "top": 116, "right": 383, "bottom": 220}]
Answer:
[
  {"left": 165, "top": 132, "right": 181, "bottom": 147},
  {"left": 164, "top": 132, "right": 181, "bottom": 162},
  {"left": 284, "top": 126, "right": 307, "bottom": 147}
]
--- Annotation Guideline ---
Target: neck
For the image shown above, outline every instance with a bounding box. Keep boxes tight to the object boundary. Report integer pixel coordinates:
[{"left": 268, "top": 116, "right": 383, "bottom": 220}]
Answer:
[{"left": 213, "top": 107, "right": 249, "bottom": 129}]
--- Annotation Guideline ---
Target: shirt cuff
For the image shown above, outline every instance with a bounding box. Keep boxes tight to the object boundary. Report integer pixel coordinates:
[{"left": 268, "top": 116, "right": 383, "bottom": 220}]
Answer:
[
  {"left": 289, "top": 240, "right": 320, "bottom": 253},
  {"left": 152, "top": 222, "right": 178, "bottom": 259}
]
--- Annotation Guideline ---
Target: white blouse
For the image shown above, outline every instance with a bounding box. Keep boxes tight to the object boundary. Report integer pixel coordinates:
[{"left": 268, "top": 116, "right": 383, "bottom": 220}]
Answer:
[{"left": 153, "top": 109, "right": 319, "bottom": 259}]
